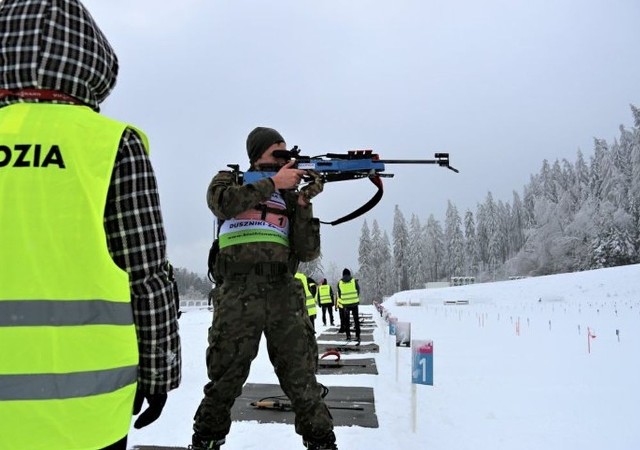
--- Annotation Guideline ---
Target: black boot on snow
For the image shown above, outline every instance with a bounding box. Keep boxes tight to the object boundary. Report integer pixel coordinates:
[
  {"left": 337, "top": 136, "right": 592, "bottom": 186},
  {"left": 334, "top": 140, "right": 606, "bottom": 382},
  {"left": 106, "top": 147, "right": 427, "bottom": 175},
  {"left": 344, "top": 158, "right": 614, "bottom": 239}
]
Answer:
[
  {"left": 188, "top": 436, "right": 225, "bottom": 450},
  {"left": 303, "top": 431, "right": 337, "bottom": 450}
]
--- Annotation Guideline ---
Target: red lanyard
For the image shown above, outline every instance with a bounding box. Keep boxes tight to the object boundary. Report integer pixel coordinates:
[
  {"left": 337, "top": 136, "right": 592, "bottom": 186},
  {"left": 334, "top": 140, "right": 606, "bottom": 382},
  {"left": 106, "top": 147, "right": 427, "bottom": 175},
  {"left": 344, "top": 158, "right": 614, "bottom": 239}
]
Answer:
[{"left": 0, "top": 88, "right": 82, "bottom": 104}]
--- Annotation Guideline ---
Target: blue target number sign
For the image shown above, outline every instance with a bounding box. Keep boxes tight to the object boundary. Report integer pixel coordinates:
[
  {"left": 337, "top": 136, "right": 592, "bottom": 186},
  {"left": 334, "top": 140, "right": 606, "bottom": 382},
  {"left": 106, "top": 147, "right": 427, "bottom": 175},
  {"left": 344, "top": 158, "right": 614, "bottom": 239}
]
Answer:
[{"left": 411, "top": 340, "right": 433, "bottom": 385}]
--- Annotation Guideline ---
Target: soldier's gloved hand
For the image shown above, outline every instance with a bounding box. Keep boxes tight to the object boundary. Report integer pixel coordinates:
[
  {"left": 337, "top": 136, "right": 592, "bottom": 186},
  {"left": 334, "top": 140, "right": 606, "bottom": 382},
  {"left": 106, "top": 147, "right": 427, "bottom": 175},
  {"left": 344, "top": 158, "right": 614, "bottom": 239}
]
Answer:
[
  {"left": 300, "top": 170, "right": 324, "bottom": 203},
  {"left": 132, "top": 387, "right": 167, "bottom": 429}
]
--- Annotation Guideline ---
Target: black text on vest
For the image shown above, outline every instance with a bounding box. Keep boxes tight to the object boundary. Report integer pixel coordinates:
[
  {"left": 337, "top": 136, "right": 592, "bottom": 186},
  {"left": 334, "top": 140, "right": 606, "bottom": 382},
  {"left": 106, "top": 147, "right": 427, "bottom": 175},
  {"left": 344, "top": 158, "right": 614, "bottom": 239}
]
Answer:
[{"left": 0, "top": 144, "right": 66, "bottom": 169}]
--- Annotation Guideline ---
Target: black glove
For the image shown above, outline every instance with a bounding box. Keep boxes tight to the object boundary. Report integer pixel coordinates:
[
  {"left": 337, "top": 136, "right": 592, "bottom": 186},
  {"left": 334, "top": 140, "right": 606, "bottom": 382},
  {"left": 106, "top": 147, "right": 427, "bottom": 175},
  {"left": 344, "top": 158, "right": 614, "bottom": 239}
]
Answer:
[{"left": 132, "top": 388, "right": 167, "bottom": 429}]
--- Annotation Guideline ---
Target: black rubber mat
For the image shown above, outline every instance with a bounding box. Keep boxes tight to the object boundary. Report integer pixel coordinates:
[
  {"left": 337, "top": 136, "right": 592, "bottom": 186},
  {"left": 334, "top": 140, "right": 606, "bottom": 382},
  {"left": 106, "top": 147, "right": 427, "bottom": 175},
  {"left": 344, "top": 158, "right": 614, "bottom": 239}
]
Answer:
[
  {"left": 231, "top": 383, "right": 378, "bottom": 428},
  {"left": 317, "top": 342, "right": 379, "bottom": 354},
  {"left": 325, "top": 327, "right": 374, "bottom": 334},
  {"left": 316, "top": 333, "right": 374, "bottom": 342},
  {"left": 317, "top": 357, "right": 378, "bottom": 375}
]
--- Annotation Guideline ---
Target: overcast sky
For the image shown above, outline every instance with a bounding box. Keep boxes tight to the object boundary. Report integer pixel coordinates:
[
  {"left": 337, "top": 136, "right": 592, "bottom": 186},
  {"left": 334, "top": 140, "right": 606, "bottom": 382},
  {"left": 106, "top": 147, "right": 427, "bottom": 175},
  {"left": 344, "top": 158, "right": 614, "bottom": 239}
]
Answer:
[{"left": 83, "top": 0, "right": 640, "bottom": 275}]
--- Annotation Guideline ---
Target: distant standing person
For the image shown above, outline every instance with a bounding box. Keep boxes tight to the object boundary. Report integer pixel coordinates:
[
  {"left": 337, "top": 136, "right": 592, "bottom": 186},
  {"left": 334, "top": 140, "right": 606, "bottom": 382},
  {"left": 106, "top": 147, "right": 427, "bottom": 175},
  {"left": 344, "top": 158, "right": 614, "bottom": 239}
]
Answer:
[
  {"left": 337, "top": 268, "right": 361, "bottom": 344},
  {"left": 318, "top": 279, "right": 335, "bottom": 326},
  {"left": 295, "top": 272, "right": 318, "bottom": 331}
]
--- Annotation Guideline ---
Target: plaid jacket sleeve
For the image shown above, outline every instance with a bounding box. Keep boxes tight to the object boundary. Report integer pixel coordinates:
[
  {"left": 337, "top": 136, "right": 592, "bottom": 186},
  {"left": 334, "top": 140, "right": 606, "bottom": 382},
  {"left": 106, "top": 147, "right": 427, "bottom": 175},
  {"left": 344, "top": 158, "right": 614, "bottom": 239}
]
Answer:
[{"left": 104, "top": 128, "right": 181, "bottom": 394}]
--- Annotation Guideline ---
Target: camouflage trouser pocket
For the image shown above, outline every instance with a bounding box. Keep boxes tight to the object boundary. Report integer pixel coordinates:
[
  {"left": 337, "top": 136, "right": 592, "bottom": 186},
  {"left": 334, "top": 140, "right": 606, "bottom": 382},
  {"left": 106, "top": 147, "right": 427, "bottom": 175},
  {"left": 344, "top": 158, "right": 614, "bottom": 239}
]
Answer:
[{"left": 292, "top": 217, "right": 320, "bottom": 261}]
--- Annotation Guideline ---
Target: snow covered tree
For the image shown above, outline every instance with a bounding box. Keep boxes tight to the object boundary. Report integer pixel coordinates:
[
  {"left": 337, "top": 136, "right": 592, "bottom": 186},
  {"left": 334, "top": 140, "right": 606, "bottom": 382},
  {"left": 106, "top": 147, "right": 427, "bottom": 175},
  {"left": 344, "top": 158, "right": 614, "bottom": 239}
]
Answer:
[
  {"left": 367, "top": 220, "right": 392, "bottom": 302},
  {"left": 298, "top": 256, "right": 324, "bottom": 282},
  {"left": 445, "top": 201, "right": 464, "bottom": 277},
  {"left": 424, "top": 214, "right": 445, "bottom": 281},
  {"left": 463, "top": 210, "right": 479, "bottom": 275},
  {"left": 392, "top": 205, "right": 410, "bottom": 291},
  {"left": 357, "top": 220, "right": 373, "bottom": 301},
  {"left": 509, "top": 191, "right": 526, "bottom": 255},
  {"left": 591, "top": 225, "right": 636, "bottom": 268},
  {"left": 407, "top": 214, "right": 426, "bottom": 289}
]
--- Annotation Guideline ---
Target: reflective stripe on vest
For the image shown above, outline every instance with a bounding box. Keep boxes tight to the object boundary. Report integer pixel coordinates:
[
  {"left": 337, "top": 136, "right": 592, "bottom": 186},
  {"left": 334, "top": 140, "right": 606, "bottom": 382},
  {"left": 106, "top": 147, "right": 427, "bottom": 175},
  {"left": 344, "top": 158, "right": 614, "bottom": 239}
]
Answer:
[
  {"left": 295, "top": 273, "right": 317, "bottom": 316},
  {"left": 218, "top": 191, "right": 290, "bottom": 248},
  {"left": 0, "top": 366, "right": 137, "bottom": 401},
  {"left": 318, "top": 285, "right": 332, "bottom": 305},
  {"left": 338, "top": 279, "right": 360, "bottom": 305},
  {"left": 0, "top": 299, "right": 134, "bottom": 326},
  {"left": 0, "top": 103, "right": 141, "bottom": 450}
]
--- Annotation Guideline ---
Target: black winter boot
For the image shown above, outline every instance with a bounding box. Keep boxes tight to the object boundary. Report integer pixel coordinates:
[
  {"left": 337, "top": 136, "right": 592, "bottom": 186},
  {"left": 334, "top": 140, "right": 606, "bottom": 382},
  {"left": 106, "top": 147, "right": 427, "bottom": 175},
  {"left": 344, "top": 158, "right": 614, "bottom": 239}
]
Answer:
[
  {"left": 303, "top": 431, "right": 338, "bottom": 450},
  {"left": 188, "top": 436, "right": 225, "bottom": 450}
]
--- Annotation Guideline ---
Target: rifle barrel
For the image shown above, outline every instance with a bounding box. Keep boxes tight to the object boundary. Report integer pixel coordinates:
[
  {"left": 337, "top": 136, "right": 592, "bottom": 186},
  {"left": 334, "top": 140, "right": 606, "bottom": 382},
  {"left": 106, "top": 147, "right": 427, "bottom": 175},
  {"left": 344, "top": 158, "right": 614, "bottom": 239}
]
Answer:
[{"left": 379, "top": 159, "right": 438, "bottom": 164}]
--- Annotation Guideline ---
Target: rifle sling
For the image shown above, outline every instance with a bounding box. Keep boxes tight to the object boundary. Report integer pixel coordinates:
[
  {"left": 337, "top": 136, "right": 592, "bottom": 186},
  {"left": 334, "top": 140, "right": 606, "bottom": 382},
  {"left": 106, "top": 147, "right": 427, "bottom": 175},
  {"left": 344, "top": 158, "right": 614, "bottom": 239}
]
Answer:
[{"left": 320, "top": 175, "right": 383, "bottom": 226}]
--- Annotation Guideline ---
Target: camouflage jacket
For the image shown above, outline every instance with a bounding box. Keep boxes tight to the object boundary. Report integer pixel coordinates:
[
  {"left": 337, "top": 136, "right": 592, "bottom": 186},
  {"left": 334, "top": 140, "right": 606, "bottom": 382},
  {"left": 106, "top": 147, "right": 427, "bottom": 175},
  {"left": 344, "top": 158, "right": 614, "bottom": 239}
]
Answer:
[{"left": 207, "top": 170, "right": 320, "bottom": 277}]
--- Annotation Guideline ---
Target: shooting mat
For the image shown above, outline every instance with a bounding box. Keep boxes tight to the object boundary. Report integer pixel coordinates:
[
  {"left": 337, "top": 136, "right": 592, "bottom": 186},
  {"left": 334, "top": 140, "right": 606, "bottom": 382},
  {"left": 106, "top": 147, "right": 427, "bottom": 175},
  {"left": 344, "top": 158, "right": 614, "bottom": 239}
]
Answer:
[
  {"left": 317, "top": 342, "right": 379, "bottom": 354},
  {"left": 316, "top": 357, "right": 378, "bottom": 375},
  {"left": 231, "top": 383, "right": 378, "bottom": 428},
  {"left": 316, "top": 333, "right": 374, "bottom": 343},
  {"left": 325, "top": 327, "right": 374, "bottom": 335}
]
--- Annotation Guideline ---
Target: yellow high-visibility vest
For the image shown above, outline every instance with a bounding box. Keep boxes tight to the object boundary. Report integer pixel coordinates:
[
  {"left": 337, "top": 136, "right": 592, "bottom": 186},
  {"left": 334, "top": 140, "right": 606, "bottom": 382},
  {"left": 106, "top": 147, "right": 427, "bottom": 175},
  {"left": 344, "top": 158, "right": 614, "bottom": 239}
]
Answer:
[
  {"left": 295, "top": 273, "right": 317, "bottom": 316},
  {"left": 318, "top": 285, "right": 333, "bottom": 305},
  {"left": 0, "top": 103, "right": 142, "bottom": 450},
  {"left": 338, "top": 279, "right": 360, "bottom": 306}
]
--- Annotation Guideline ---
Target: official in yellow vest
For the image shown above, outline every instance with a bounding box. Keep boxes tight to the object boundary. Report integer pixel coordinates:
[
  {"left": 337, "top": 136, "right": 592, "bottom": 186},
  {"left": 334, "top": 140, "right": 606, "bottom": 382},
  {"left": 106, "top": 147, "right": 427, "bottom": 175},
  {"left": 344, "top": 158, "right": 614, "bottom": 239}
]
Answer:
[
  {"left": 317, "top": 279, "right": 336, "bottom": 326},
  {"left": 295, "top": 272, "right": 318, "bottom": 330},
  {"left": 337, "top": 268, "right": 361, "bottom": 343},
  {"left": 0, "top": 2, "right": 181, "bottom": 449}
]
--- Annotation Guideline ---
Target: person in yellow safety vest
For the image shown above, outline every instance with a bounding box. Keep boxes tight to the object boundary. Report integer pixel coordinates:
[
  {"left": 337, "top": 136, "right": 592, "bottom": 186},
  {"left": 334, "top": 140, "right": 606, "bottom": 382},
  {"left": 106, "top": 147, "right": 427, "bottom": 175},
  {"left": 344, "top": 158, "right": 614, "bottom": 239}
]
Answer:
[
  {"left": 317, "top": 279, "right": 335, "bottom": 326},
  {"left": 0, "top": 2, "right": 181, "bottom": 449},
  {"left": 295, "top": 272, "right": 318, "bottom": 330},
  {"left": 337, "top": 268, "right": 361, "bottom": 344}
]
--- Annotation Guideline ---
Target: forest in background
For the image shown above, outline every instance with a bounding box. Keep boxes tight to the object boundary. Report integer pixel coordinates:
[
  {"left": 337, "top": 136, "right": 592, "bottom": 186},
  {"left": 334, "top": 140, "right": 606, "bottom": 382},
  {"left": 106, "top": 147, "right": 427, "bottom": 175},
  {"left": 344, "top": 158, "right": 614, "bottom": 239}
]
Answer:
[
  {"left": 352, "top": 106, "right": 640, "bottom": 302},
  {"left": 175, "top": 106, "right": 640, "bottom": 300}
]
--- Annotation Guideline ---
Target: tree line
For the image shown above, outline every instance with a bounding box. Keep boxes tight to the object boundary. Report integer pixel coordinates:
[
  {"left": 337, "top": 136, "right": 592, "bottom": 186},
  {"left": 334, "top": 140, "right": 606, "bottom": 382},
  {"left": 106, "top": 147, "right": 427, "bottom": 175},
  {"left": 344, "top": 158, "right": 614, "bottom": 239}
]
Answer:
[
  {"left": 356, "top": 105, "right": 640, "bottom": 303},
  {"left": 174, "top": 106, "right": 640, "bottom": 302}
]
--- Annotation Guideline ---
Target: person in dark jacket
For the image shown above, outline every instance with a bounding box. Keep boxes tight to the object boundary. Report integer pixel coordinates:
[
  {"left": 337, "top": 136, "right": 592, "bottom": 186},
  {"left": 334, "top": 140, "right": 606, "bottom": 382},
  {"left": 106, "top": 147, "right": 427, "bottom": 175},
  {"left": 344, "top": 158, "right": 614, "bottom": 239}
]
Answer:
[
  {"left": 0, "top": 1, "right": 181, "bottom": 449},
  {"left": 191, "top": 127, "right": 337, "bottom": 450},
  {"left": 337, "top": 268, "right": 361, "bottom": 344}
]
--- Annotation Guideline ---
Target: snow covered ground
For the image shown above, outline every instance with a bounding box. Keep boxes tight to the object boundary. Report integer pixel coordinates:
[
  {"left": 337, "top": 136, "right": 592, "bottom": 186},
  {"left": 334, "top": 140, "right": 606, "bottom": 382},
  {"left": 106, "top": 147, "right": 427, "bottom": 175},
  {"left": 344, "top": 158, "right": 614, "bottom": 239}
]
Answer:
[{"left": 128, "top": 264, "right": 640, "bottom": 450}]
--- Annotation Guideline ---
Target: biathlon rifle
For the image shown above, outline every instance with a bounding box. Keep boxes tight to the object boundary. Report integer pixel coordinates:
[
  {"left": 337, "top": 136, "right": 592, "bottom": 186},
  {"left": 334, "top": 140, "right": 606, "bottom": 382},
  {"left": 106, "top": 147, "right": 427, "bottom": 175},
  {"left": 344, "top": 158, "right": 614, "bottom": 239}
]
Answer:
[
  {"left": 228, "top": 146, "right": 459, "bottom": 226},
  {"left": 251, "top": 399, "right": 364, "bottom": 412}
]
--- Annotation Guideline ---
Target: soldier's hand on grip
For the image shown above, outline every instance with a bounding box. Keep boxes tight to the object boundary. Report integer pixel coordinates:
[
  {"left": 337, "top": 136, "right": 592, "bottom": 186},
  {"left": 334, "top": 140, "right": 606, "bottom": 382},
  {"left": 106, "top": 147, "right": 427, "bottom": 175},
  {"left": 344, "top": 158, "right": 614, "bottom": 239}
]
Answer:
[
  {"left": 300, "top": 170, "right": 324, "bottom": 202},
  {"left": 271, "top": 160, "right": 305, "bottom": 190}
]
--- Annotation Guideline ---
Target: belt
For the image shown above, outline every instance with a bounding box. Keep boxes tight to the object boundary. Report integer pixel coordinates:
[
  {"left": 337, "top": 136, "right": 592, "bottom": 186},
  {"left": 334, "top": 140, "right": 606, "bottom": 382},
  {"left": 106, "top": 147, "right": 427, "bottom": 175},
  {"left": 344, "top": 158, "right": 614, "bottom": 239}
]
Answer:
[{"left": 224, "top": 261, "right": 290, "bottom": 277}]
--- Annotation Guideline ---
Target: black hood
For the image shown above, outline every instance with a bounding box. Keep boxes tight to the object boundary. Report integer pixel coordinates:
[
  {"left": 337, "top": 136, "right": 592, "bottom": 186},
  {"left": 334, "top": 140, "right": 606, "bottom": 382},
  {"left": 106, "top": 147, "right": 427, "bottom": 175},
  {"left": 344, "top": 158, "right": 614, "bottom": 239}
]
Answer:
[{"left": 0, "top": 0, "right": 118, "bottom": 111}]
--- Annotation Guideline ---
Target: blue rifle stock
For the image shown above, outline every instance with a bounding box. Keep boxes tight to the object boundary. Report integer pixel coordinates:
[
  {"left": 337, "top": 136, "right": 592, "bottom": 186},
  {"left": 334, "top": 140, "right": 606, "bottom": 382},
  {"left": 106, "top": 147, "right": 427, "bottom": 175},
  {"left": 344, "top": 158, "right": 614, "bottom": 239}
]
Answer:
[{"left": 233, "top": 148, "right": 458, "bottom": 225}]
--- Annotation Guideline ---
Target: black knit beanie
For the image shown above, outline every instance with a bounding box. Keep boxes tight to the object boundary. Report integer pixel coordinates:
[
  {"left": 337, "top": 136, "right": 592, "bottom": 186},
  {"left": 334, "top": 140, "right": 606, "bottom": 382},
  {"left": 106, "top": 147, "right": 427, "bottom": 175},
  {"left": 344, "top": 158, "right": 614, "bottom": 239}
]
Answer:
[
  {"left": 342, "top": 268, "right": 351, "bottom": 277},
  {"left": 246, "top": 127, "right": 285, "bottom": 163}
]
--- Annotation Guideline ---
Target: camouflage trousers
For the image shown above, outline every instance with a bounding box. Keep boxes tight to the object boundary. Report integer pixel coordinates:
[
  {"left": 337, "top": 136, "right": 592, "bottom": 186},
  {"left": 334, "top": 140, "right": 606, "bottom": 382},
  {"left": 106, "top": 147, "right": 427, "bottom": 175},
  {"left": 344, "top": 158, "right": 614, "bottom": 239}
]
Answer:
[{"left": 193, "top": 274, "right": 334, "bottom": 441}]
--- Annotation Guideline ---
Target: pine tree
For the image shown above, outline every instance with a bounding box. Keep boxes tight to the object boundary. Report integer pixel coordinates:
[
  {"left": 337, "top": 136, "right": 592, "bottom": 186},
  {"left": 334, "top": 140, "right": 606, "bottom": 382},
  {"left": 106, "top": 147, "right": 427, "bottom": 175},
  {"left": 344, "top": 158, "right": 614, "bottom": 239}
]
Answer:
[
  {"left": 463, "top": 210, "right": 479, "bottom": 275},
  {"left": 424, "top": 214, "right": 444, "bottom": 281},
  {"left": 408, "top": 214, "right": 425, "bottom": 288},
  {"left": 392, "top": 205, "right": 410, "bottom": 291},
  {"left": 357, "top": 220, "right": 373, "bottom": 301},
  {"left": 445, "top": 201, "right": 464, "bottom": 277},
  {"left": 299, "top": 256, "right": 324, "bottom": 281},
  {"left": 380, "top": 231, "right": 394, "bottom": 296}
]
